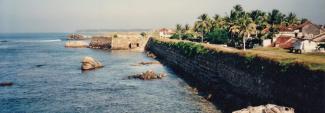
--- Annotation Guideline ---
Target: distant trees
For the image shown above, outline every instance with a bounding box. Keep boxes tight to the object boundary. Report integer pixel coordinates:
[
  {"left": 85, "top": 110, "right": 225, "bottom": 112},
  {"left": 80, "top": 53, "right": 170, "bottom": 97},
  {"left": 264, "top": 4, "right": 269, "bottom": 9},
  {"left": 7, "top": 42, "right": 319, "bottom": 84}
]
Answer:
[{"left": 170, "top": 4, "right": 305, "bottom": 50}]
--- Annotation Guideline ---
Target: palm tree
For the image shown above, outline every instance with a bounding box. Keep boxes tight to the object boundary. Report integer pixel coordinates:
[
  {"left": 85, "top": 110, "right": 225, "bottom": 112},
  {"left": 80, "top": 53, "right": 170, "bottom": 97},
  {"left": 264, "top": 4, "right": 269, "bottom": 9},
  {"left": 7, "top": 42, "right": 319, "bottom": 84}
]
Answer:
[
  {"left": 250, "top": 10, "right": 267, "bottom": 23},
  {"left": 176, "top": 24, "right": 182, "bottom": 40},
  {"left": 238, "top": 13, "right": 255, "bottom": 51},
  {"left": 184, "top": 24, "right": 191, "bottom": 33},
  {"left": 268, "top": 9, "right": 286, "bottom": 26},
  {"left": 286, "top": 12, "right": 299, "bottom": 25},
  {"left": 250, "top": 10, "right": 269, "bottom": 41},
  {"left": 194, "top": 13, "right": 212, "bottom": 42},
  {"left": 268, "top": 9, "right": 285, "bottom": 39},
  {"left": 212, "top": 14, "right": 226, "bottom": 30},
  {"left": 230, "top": 4, "right": 244, "bottom": 21}
]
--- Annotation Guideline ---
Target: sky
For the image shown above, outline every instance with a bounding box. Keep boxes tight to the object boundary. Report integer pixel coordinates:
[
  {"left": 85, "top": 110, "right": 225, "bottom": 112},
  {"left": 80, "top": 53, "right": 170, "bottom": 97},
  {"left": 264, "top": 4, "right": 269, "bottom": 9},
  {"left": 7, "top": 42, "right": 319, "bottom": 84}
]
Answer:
[{"left": 0, "top": 0, "right": 325, "bottom": 33}]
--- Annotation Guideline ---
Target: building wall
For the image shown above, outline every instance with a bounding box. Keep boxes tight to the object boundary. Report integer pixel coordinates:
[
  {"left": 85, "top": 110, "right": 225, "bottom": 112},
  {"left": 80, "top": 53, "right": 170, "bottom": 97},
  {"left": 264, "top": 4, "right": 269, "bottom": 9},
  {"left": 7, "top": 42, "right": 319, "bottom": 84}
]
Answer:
[
  {"left": 146, "top": 38, "right": 325, "bottom": 113},
  {"left": 302, "top": 40, "right": 318, "bottom": 52},
  {"left": 89, "top": 36, "right": 112, "bottom": 49},
  {"left": 111, "top": 37, "right": 144, "bottom": 50}
]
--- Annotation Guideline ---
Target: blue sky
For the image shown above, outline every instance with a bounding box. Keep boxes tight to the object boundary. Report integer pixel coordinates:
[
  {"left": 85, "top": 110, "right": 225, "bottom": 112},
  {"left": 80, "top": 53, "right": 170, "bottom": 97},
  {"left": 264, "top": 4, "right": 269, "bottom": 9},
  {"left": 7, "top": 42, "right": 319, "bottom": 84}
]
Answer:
[{"left": 0, "top": 0, "right": 324, "bottom": 33}]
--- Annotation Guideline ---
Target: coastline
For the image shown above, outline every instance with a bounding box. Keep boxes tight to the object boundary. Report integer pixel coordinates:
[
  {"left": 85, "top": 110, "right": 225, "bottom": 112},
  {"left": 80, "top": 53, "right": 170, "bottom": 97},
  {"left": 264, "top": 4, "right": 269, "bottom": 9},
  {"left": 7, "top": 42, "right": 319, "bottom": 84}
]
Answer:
[{"left": 145, "top": 37, "right": 325, "bottom": 113}]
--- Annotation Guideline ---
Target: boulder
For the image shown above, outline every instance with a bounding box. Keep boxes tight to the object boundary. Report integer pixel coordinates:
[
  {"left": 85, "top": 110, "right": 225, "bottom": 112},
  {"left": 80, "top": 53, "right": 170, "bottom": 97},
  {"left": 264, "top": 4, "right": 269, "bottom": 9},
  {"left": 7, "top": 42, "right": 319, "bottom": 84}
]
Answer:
[
  {"left": 65, "top": 41, "right": 88, "bottom": 48},
  {"left": 81, "top": 56, "right": 103, "bottom": 70},
  {"left": 232, "top": 104, "right": 294, "bottom": 113},
  {"left": 128, "top": 70, "right": 167, "bottom": 80},
  {"left": 146, "top": 52, "right": 157, "bottom": 58}
]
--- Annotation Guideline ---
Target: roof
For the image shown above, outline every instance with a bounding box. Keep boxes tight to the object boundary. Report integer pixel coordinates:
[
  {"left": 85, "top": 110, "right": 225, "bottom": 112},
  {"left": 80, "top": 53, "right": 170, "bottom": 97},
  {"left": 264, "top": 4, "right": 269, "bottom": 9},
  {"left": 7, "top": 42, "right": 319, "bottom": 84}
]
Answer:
[
  {"left": 275, "top": 35, "right": 297, "bottom": 49},
  {"left": 261, "top": 27, "right": 269, "bottom": 33},
  {"left": 312, "top": 33, "right": 325, "bottom": 42},
  {"left": 159, "top": 28, "right": 170, "bottom": 32},
  {"left": 278, "top": 21, "right": 320, "bottom": 32}
]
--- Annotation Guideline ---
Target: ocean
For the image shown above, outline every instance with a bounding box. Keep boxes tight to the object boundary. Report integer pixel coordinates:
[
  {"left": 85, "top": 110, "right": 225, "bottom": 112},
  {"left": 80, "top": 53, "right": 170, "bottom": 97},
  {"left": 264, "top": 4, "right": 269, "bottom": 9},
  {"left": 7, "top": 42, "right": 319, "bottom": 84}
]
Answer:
[{"left": 0, "top": 33, "right": 216, "bottom": 113}]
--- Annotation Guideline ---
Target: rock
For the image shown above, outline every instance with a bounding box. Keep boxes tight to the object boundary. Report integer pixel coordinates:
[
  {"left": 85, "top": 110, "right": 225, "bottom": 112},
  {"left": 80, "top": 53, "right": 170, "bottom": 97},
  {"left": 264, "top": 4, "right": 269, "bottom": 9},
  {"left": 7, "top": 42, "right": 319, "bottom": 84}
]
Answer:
[
  {"left": 0, "top": 40, "right": 8, "bottom": 43},
  {"left": 128, "top": 70, "right": 167, "bottom": 80},
  {"left": 67, "top": 34, "right": 88, "bottom": 40},
  {"left": 139, "top": 61, "right": 160, "bottom": 65},
  {"left": 35, "top": 64, "right": 45, "bottom": 68},
  {"left": 65, "top": 41, "right": 88, "bottom": 48},
  {"left": 232, "top": 104, "right": 294, "bottom": 113},
  {"left": 81, "top": 56, "right": 103, "bottom": 70},
  {"left": 131, "top": 61, "right": 161, "bottom": 66},
  {"left": 0, "top": 82, "right": 13, "bottom": 87},
  {"left": 146, "top": 52, "right": 157, "bottom": 58}
]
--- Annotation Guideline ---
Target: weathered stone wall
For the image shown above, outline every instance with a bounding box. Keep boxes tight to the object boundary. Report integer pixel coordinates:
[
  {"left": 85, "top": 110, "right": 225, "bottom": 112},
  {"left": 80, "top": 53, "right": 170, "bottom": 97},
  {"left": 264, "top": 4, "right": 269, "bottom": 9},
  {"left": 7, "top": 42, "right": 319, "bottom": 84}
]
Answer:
[
  {"left": 89, "top": 36, "right": 148, "bottom": 50},
  {"left": 89, "top": 36, "right": 112, "bottom": 49},
  {"left": 111, "top": 37, "right": 144, "bottom": 50},
  {"left": 146, "top": 38, "right": 325, "bottom": 113}
]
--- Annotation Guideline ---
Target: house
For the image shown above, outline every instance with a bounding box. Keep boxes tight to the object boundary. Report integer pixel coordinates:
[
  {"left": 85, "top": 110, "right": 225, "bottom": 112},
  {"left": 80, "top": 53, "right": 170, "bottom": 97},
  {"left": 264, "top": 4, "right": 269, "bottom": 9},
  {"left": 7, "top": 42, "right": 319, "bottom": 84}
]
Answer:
[
  {"left": 312, "top": 33, "right": 325, "bottom": 43},
  {"left": 159, "top": 28, "right": 174, "bottom": 38},
  {"left": 276, "top": 21, "right": 323, "bottom": 39},
  {"left": 292, "top": 39, "right": 318, "bottom": 53},
  {"left": 273, "top": 21, "right": 325, "bottom": 53}
]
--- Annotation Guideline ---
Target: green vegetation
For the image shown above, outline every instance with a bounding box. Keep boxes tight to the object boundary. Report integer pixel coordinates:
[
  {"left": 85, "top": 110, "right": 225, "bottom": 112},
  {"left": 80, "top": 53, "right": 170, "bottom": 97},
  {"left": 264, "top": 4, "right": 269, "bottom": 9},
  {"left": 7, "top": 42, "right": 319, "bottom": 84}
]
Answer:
[
  {"left": 153, "top": 39, "right": 209, "bottom": 57},
  {"left": 205, "top": 28, "right": 229, "bottom": 44},
  {"left": 152, "top": 38, "right": 325, "bottom": 71},
  {"left": 171, "top": 24, "right": 196, "bottom": 40},
  {"left": 140, "top": 32, "right": 147, "bottom": 38},
  {"left": 171, "top": 4, "right": 305, "bottom": 49}
]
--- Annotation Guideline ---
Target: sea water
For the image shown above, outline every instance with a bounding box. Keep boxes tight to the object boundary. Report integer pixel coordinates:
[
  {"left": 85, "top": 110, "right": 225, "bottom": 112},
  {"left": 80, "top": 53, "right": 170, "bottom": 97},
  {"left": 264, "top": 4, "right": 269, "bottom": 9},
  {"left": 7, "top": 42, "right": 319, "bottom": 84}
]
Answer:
[{"left": 0, "top": 33, "right": 216, "bottom": 113}]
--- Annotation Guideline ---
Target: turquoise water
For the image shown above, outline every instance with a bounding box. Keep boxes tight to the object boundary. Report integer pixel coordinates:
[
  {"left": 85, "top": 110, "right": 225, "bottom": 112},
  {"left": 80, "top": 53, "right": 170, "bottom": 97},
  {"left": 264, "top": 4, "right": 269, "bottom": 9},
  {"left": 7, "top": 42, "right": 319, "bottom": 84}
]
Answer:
[{"left": 0, "top": 33, "right": 214, "bottom": 113}]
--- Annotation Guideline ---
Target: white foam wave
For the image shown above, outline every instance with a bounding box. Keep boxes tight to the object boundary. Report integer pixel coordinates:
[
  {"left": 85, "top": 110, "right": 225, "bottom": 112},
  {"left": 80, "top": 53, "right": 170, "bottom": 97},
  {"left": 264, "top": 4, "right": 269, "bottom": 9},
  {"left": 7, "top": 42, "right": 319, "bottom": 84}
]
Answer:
[{"left": 11, "top": 39, "right": 62, "bottom": 43}]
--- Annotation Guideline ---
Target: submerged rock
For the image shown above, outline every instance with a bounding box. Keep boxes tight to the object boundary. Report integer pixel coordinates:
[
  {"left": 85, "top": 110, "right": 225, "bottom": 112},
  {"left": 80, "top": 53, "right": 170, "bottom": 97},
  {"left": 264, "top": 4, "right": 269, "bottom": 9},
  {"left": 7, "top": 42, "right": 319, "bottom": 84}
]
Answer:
[
  {"left": 0, "top": 82, "right": 13, "bottom": 87},
  {"left": 0, "top": 40, "right": 8, "bottom": 43},
  {"left": 81, "top": 56, "right": 103, "bottom": 70},
  {"left": 128, "top": 70, "right": 166, "bottom": 80},
  {"left": 146, "top": 52, "right": 157, "bottom": 59},
  {"left": 35, "top": 64, "right": 45, "bottom": 68},
  {"left": 232, "top": 104, "right": 294, "bottom": 113},
  {"left": 65, "top": 41, "right": 88, "bottom": 48},
  {"left": 131, "top": 61, "right": 161, "bottom": 66}
]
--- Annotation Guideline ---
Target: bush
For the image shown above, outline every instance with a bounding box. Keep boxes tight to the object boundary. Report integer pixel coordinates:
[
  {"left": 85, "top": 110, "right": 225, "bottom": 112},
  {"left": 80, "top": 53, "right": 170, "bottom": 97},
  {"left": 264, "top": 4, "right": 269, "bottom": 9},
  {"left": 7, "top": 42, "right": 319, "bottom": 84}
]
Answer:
[
  {"left": 153, "top": 40, "right": 209, "bottom": 57},
  {"left": 205, "top": 28, "right": 229, "bottom": 44},
  {"left": 182, "top": 33, "right": 194, "bottom": 40},
  {"left": 170, "top": 33, "right": 181, "bottom": 39}
]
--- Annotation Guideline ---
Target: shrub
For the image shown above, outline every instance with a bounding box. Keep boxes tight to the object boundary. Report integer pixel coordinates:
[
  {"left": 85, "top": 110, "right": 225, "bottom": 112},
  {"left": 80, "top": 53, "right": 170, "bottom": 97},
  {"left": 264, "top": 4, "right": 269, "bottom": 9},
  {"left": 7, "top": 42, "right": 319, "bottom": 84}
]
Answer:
[
  {"left": 153, "top": 40, "right": 209, "bottom": 57},
  {"left": 205, "top": 28, "right": 229, "bottom": 44}
]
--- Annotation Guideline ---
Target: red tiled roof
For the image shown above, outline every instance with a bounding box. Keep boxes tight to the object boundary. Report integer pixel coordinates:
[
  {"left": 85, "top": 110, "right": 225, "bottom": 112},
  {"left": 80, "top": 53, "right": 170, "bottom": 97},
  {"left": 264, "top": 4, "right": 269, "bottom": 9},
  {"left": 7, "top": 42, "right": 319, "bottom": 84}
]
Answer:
[
  {"left": 278, "top": 21, "right": 318, "bottom": 32},
  {"left": 275, "top": 36, "right": 297, "bottom": 49},
  {"left": 159, "top": 28, "right": 169, "bottom": 32},
  {"left": 262, "top": 27, "right": 269, "bottom": 33}
]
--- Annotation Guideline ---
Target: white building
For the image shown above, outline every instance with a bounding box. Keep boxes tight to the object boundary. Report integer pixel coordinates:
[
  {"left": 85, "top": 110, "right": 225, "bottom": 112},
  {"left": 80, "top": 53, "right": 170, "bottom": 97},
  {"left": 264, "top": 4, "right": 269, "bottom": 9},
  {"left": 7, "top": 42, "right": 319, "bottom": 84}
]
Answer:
[{"left": 159, "top": 28, "right": 174, "bottom": 38}]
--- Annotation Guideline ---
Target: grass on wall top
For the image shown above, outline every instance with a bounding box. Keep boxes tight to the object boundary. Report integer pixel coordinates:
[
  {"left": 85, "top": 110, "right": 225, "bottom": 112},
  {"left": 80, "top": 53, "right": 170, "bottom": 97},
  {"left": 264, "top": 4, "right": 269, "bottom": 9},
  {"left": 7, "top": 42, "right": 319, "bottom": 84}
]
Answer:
[{"left": 151, "top": 37, "right": 325, "bottom": 72}]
